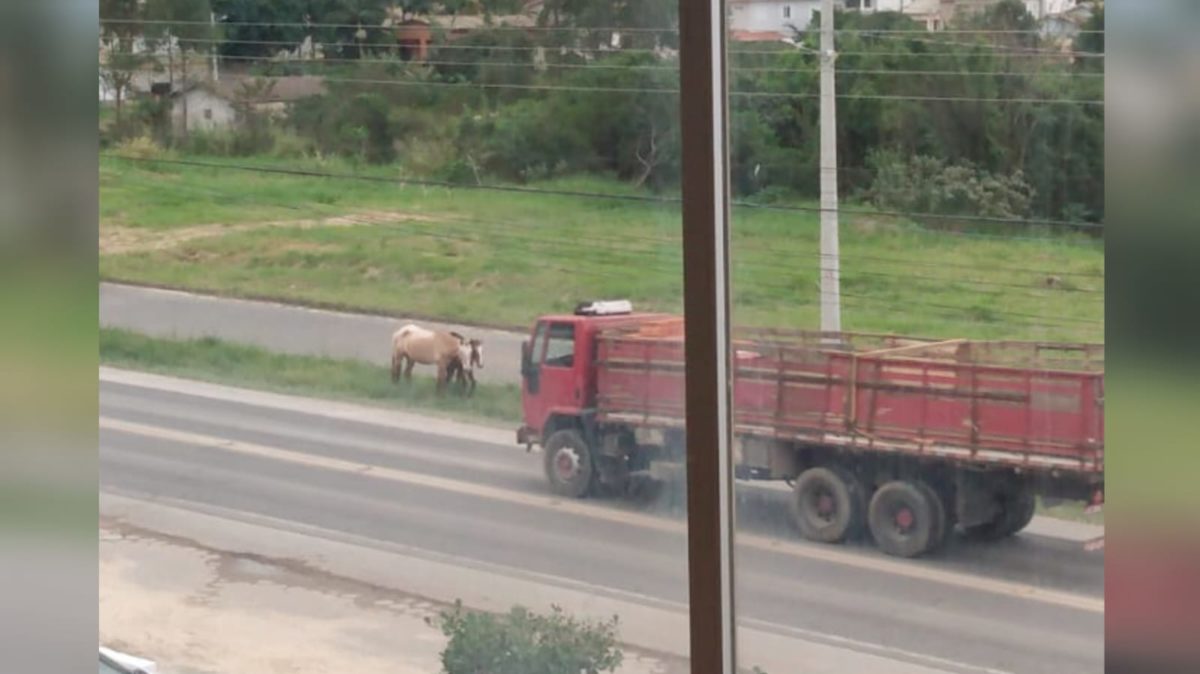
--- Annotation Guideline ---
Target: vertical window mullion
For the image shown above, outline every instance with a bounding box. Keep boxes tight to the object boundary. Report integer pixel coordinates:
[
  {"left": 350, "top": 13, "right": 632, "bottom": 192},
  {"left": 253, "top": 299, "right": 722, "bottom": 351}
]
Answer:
[{"left": 678, "top": 0, "right": 736, "bottom": 673}]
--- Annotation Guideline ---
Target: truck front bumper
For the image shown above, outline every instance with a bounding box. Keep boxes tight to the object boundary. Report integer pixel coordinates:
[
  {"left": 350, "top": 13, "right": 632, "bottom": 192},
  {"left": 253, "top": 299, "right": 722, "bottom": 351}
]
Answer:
[{"left": 516, "top": 426, "right": 537, "bottom": 450}]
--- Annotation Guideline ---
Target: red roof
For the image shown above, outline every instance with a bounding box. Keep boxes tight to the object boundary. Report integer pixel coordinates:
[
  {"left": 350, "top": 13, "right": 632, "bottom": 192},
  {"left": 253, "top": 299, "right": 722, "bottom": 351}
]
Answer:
[{"left": 730, "top": 30, "right": 786, "bottom": 43}]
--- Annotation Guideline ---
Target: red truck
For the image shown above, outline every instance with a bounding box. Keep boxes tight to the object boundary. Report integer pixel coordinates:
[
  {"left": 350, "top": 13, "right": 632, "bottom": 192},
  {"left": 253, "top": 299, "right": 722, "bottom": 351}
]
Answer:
[{"left": 518, "top": 302, "right": 1104, "bottom": 558}]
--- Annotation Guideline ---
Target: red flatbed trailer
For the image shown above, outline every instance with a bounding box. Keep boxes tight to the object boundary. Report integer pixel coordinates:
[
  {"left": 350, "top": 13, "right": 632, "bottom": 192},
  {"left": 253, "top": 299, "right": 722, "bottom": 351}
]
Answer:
[{"left": 518, "top": 307, "right": 1104, "bottom": 558}]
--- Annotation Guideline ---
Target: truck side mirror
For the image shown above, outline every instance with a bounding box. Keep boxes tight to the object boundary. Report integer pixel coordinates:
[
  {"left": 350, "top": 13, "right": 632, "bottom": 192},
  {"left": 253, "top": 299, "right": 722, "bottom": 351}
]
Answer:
[{"left": 521, "top": 340, "right": 540, "bottom": 394}]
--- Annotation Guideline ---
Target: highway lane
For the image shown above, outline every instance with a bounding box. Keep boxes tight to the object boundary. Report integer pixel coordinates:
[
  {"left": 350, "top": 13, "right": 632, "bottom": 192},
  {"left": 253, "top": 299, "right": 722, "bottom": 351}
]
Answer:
[
  {"left": 99, "top": 374, "right": 1104, "bottom": 674},
  {"left": 100, "top": 282, "right": 526, "bottom": 385}
]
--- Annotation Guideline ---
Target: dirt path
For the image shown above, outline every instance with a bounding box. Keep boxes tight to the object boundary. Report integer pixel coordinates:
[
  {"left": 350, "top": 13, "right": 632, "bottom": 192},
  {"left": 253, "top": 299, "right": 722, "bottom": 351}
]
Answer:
[
  {"left": 100, "top": 521, "right": 687, "bottom": 674},
  {"left": 100, "top": 209, "right": 442, "bottom": 256}
]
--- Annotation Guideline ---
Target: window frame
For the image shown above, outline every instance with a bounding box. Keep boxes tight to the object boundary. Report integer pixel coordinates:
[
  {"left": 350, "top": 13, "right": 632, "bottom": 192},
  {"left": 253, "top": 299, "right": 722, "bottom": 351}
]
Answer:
[
  {"left": 678, "top": 0, "right": 738, "bottom": 672},
  {"left": 543, "top": 322, "right": 576, "bottom": 369}
]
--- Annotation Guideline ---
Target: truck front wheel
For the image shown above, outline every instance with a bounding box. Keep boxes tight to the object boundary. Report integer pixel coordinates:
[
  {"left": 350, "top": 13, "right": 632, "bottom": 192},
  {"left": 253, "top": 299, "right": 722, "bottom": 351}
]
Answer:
[{"left": 543, "top": 429, "right": 595, "bottom": 498}]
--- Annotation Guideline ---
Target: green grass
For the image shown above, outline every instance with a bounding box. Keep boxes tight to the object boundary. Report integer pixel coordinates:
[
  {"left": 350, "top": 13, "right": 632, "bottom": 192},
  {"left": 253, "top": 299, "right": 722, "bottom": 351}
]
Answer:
[
  {"left": 100, "top": 328, "right": 521, "bottom": 425},
  {"left": 100, "top": 152, "right": 1104, "bottom": 342},
  {"left": 1036, "top": 498, "right": 1105, "bottom": 526}
]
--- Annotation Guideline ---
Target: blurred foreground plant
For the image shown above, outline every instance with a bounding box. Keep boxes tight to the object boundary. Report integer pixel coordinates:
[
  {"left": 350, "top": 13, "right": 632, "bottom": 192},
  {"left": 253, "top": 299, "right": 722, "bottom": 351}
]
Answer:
[{"left": 432, "top": 601, "right": 622, "bottom": 674}]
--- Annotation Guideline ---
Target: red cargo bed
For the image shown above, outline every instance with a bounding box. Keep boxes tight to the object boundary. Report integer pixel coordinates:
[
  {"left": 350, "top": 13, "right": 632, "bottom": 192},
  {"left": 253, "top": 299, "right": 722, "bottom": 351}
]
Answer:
[{"left": 595, "top": 328, "right": 1104, "bottom": 474}]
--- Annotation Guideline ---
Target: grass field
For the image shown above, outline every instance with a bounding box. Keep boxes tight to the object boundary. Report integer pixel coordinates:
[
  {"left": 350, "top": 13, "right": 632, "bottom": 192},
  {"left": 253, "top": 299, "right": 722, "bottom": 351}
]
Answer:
[
  {"left": 100, "top": 152, "right": 1104, "bottom": 341},
  {"left": 100, "top": 328, "right": 521, "bottom": 424}
]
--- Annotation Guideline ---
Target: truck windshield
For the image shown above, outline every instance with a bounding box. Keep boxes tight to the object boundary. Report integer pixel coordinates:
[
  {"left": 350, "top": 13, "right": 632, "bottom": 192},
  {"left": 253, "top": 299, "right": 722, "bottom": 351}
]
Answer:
[{"left": 544, "top": 323, "right": 575, "bottom": 368}]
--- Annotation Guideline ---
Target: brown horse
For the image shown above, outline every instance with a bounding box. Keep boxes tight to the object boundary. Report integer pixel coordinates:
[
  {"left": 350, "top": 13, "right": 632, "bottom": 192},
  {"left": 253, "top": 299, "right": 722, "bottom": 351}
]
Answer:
[
  {"left": 390, "top": 324, "right": 464, "bottom": 394},
  {"left": 445, "top": 333, "right": 484, "bottom": 396}
]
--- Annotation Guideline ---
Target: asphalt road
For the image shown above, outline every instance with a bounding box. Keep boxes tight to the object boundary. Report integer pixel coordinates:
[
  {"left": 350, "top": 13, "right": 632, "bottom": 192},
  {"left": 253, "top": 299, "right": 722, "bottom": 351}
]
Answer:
[
  {"left": 100, "top": 283, "right": 526, "bottom": 385},
  {"left": 99, "top": 370, "right": 1104, "bottom": 674}
]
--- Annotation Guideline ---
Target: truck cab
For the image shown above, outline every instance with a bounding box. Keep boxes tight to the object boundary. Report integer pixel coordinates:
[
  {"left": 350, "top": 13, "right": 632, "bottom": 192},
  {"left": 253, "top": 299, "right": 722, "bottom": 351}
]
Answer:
[{"left": 517, "top": 301, "right": 665, "bottom": 448}]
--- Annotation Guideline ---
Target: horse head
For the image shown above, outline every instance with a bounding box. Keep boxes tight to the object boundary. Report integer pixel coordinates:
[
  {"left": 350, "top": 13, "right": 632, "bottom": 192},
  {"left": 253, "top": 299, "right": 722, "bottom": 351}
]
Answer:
[{"left": 469, "top": 339, "right": 484, "bottom": 369}]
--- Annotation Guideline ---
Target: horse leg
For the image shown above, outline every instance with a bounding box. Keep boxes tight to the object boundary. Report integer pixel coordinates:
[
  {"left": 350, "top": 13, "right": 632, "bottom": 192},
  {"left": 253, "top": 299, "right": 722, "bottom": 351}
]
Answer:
[
  {"left": 435, "top": 362, "right": 447, "bottom": 396},
  {"left": 404, "top": 358, "right": 414, "bottom": 382},
  {"left": 455, "top": 362, "right": 468, "bottom": 397},
  {"left": 391, "top": 351, "right": 402, "bottom": 384},
  {"left": 466, "top": 370, "right": 476, "bottom": 398}
]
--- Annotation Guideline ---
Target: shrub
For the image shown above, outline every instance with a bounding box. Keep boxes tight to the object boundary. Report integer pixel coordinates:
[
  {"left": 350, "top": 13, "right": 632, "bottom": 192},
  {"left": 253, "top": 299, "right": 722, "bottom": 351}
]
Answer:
[
  {"left": 433, "top": 601, "right": 623, "bottom": 674},
  {"left": 864, "top": 150, "right": 1036, "bottom": 229},
  {"left": 290, "top": 91, "right": 397, "bottom": 164},
  {"left": 112, "top": 135, "right": 169, "bottom": 160}
]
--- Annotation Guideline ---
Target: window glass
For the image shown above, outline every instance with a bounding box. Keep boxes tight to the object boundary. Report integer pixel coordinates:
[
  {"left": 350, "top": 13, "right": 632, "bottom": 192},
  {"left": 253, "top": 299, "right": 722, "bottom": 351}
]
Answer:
[
  {"left": 728, "top": 4, "right": 1105, "bottom": 674},
  {"left": 544, "top": 323, "right": 575, "bottom": 368},
  {"left": 99, "top": 4, "right": 691, "bottom": 674}
]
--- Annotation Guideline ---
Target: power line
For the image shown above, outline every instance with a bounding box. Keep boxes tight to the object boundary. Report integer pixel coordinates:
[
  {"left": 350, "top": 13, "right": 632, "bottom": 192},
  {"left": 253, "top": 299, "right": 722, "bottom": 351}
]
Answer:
[
  {"left": 836, "top": 290, "right": 1102, "bottom": 327},
  {"left": 100, "top": 17, "right": 1106, "bottom": 37},
  {"left": 103, "top": 33, "right": 1104, "bottom": 61},
  {"left": 100, "top": 68, "right": 1098, "bottom": 106},
  {"left": 196, "top": 51, "right": 1103, "bottom": 80},
  {"left": 102, "top": 154, "right": 1105, "bottom": 233},
  {"left": 853, "top": 30, "right": 1103, "bottom": 58}
]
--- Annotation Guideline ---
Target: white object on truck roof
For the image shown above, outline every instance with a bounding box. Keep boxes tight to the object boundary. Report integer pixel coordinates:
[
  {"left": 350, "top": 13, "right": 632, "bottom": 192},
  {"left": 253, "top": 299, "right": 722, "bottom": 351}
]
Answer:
[{"left": 575, "top": 300, "right": 633, "bottom": 316}]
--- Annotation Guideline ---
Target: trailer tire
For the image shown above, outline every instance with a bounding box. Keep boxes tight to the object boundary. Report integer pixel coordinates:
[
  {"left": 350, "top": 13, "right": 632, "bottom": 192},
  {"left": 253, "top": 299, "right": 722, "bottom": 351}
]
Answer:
[
  {"left": 964, "top": 489, "right": 1036, "bottom": 541},
  {"left": 543, "top": 429, "right": 595, "bottom": 498},
  {"left": 790, "top": 467, "right": 861, "bottom": 544},
  {"left": 868, "top": 480, "right": 940, "bottom": 558},
  {"left": 914, "top": 481, "right": 949, "bottom": 553}
]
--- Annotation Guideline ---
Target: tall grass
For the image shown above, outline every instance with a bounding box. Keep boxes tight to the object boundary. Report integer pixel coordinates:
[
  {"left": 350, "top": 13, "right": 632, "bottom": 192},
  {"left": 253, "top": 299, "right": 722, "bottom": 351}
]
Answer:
[{"left": 100, "top": 329, "right": 521, "bottom": 425}]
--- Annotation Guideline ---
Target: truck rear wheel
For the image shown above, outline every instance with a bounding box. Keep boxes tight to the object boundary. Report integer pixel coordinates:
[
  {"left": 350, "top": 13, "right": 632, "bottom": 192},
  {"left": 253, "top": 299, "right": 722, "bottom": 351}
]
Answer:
[
  {"left": 790, "top": 467, "right": 863, "bottom": 544},
  {"left": 914, "top": 481, "right": 949, "bottom": 553},
  {"left": 868, "top": 480, "right": 943, "bottom": 558},
  {"left": 543, "top": 429, "right": 595, "bottom": 498},
  {"left": 964, "top": 489, "right": 1036, "bottom": 541}
]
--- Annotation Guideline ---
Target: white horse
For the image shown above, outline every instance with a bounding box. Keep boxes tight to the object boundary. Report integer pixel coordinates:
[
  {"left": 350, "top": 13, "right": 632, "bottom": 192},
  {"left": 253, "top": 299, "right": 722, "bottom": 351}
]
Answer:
[{"left": 390, "top": 324, "right": 464, "bottom": 394}]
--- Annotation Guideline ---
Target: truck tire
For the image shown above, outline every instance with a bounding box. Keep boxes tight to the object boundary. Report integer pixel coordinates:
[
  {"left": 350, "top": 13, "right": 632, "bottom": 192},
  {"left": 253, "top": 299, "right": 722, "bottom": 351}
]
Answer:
[
  {"left": 914, "top": 481, "right": 949, "bottom": 553},
  {"left": 964, "top": 489, "right": 1036, "bottom": 541},
  {"left": 790, "top": 467, "right": 862, "bottom": 544},
  {"left": 868, "top": 480, "right": 941, "bottom": 558},
  {"left": 543, "top": 429, "right": 595, "bottom": 498}
]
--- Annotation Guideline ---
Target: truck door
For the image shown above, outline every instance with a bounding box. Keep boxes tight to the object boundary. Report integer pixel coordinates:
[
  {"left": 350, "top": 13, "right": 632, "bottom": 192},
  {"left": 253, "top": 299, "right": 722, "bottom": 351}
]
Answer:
[{"left": 521, "top": 320, "right": 579, "bottom": 434}]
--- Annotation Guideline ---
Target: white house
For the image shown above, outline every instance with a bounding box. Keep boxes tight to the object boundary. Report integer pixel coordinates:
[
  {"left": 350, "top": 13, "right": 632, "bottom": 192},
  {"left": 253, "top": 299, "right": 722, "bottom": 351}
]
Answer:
[
  {"left": 169, "top": 75, "right": 327, "bottom": 133},
  {"left": 170, "top": 84, "right": 238, "bottom": 133},
  {"left": 729, "top": 0, "right": 823, "bottom": 39}
]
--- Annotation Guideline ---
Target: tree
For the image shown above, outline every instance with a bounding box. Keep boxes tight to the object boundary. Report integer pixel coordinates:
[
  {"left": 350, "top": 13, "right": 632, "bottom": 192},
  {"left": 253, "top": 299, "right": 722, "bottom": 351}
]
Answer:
[
  {"left": 325, "top": 0, "right": 395, "bottom": 59},
  {"left": 143, "top": 0, "right": 215, "bottom": 141},
  {"left": 1075, "top": 4, "right": 1104, "bottom": 72},
  {"left": 211, "top": 0, "right": 336, "bottom": 58},
  {"left": 100, "top": 0, "right": 148, "bottom": 130}
]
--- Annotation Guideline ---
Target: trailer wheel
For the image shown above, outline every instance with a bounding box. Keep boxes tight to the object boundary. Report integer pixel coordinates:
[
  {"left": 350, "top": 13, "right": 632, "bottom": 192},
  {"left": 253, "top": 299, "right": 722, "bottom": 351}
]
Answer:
[
  {"left": 868, "top": 480, "right": 940, "bottom": 558},
  {"left": 965, "top": 489, "right": 1036, "bottom": 540},
  {"left": 914, "top": 482, "right": 949, "bottom": 553},
  {"left": 790, "top": 467, "right": 861, "bottom": 544},
  {"left": 543, "top": 429, "right": 594, "bottom": 498}
]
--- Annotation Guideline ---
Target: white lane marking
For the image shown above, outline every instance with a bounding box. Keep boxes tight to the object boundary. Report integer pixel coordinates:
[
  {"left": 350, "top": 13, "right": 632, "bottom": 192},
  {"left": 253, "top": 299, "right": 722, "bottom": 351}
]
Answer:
[
  {"left": 100, "top": 416, "right": 1104, "bottom": 615},
  {"left": 102, "top": 367, "right": 1105, "bottom": 540},
  {"left": 100, "top": 390, "right": 532, "bottom": 481},
  {"left": 99, "top": 366, "right": 515, "bottom": 446},
  {"left": 101, "top": 490, "right": 1016, "bottom": 674}
]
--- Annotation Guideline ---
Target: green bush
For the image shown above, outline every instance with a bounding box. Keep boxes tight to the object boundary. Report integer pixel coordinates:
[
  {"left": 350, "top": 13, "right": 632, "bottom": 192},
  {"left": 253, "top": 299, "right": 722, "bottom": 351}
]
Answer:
[
  {"left": 433, "top": 601, "right": 623, "bottom": 674},
  {"left": 864, "top": 150, "right": 1035, "bottom": 229},
  {"left": 290, "top": 91, "right": 397, "bottom": 164}
]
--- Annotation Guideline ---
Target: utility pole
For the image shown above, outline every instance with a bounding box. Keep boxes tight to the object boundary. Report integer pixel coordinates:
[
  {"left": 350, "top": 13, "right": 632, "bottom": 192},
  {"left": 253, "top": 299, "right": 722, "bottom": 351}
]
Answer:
[
  {"left": 210, "top": 12, "right": 219, "bottom": 82},
  {"left": 819, "top": 0, "right": 841, "bottom": 333}
]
